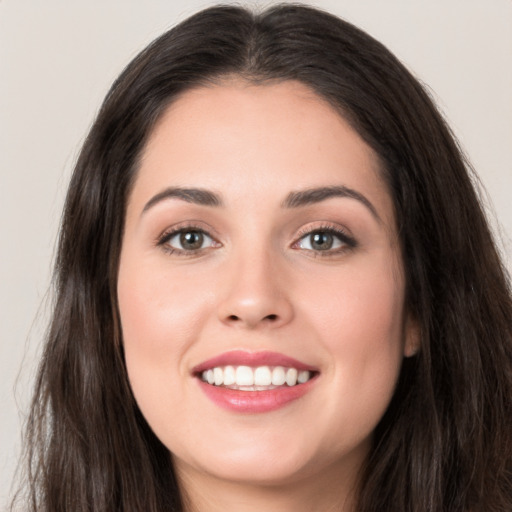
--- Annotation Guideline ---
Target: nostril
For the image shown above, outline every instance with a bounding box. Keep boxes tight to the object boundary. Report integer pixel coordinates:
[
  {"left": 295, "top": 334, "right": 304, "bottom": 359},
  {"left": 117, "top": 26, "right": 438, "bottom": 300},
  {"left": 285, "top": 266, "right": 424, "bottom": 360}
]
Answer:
[{"left": 225, "top": 313, "right": 278, "bottom": 323}]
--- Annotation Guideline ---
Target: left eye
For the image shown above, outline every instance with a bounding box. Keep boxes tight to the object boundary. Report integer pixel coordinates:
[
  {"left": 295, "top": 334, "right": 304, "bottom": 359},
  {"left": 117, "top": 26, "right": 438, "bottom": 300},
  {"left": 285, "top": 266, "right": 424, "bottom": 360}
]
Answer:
[
  {"left": 164, "top": 229, "right": 215, "bottom": 251},
  {"left": 296, "top": 230, "right": 348, "bottom": 252}
]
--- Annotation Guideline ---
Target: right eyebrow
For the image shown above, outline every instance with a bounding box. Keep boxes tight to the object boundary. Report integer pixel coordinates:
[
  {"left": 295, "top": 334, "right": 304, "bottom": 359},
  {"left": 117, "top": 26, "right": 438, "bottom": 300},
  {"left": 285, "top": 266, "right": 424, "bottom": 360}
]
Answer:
[{"left": 141, "top": 187, "right": 223, "bottom": 215}]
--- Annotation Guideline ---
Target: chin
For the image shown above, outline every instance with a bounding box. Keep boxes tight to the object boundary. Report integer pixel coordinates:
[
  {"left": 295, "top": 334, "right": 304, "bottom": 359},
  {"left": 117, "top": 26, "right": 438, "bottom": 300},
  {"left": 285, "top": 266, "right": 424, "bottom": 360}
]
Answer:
[
  {"left": 175, "top": 448, "right": 316, "bottom": 487},
  {"left": 169, "top": 426, "right": 369, "bottom": 490}
]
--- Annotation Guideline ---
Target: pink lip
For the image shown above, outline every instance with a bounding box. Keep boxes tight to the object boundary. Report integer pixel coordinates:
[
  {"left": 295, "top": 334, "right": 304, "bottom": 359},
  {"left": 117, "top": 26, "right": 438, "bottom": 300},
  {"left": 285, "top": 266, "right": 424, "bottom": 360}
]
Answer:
[
  {"left": 192, "top": 350, "right": 318, "bottom": 374},
  {"left": 193, "top": 350, "right": 319, "bottom": 414}
]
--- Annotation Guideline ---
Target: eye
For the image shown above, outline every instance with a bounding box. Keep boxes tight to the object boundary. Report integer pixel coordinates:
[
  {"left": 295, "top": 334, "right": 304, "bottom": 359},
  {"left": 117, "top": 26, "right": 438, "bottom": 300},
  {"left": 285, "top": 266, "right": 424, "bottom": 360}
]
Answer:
[
  {"left": 159, "top": 228, "right": 217, "bottom": 253},
  {"left": 294, "top": 228, "right": 356, "bottom": 253}
]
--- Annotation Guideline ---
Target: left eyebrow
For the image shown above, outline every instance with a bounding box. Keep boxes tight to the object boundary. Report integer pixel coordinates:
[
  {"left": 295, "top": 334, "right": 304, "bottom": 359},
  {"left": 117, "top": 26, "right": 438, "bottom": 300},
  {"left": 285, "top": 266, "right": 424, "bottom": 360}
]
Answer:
[{"left": 282, "top": 186, "right": 381, "bottom": 222}]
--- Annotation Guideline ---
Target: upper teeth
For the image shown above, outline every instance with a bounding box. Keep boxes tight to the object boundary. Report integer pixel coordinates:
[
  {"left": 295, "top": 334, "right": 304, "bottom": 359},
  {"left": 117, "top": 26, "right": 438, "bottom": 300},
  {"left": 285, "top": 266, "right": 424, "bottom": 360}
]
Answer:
[{"left": 201, "top": 365, "right": 312, "bottom": 388}]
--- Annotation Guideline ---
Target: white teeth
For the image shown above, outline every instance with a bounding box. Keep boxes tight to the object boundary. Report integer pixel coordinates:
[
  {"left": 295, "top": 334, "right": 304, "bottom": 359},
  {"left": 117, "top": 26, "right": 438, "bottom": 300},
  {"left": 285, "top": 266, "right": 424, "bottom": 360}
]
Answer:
[
  {"left": 213, "top": 367, "right": 223, "bottom": 386},
  {"left": 271, "top": 366, "right": 286, "bottom": 386},
  {"left": 254, "top": 366, "right": 272, "bottom": 386},
  {"left": 286, "top": 368, "right": 298, "bottom": 386},
  {"left": 223, "top": 365, "right": 235, "bottom": 386},
  {"left": 200, "top": 365, "right": 314, "bottom": 388},
  {"left": 235, "top": 366, "right": 254, "bottom": 386},
  {"left": 298, "top": 370, "right": 310, "bottom": 384}
]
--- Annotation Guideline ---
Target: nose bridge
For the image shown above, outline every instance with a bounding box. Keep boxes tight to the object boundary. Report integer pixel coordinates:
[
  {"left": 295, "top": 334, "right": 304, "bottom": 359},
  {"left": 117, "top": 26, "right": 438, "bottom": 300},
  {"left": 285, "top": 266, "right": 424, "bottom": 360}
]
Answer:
[{"left": 217, "top": 240, "right": 293, "bottom": 329}]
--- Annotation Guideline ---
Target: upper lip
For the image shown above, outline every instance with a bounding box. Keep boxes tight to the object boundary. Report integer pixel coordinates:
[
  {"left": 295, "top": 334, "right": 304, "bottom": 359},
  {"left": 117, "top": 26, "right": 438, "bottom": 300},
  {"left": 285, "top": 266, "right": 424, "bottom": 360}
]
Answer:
[{"left": 192, "top": 350, "right": 319, "bottom": 375}]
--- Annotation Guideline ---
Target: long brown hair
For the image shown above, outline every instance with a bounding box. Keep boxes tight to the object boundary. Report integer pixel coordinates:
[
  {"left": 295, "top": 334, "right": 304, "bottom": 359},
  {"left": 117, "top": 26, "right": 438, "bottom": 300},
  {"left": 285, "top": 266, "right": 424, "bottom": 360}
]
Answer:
[{"left": 14, "top": 4, "right": 512, "bottom": 511}]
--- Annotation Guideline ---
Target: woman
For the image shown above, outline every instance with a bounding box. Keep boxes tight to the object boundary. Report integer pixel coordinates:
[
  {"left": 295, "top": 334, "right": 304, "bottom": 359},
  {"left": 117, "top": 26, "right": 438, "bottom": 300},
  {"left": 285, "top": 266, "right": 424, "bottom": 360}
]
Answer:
[{"left": 14, "top": 4, "right": 512, "bottom": 511}]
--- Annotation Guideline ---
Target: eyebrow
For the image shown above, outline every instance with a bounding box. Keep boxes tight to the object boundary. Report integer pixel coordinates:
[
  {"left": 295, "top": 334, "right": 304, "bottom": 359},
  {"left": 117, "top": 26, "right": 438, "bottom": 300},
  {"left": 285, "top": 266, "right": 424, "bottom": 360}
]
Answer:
[
  {"left": 282, "top": 186, "right": 380, "bottom": 221},
  {"left": 141, "top": 184, "right": 380, "bottom": 222},
  {"left": 142, "top": 187, "right": 223, "bottom": 213}
]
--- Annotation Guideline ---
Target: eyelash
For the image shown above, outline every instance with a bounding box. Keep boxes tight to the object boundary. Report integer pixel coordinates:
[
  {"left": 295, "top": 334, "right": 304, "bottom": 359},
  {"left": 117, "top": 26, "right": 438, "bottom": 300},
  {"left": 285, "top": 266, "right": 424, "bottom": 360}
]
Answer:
[
  {"left": 156, "top": 223, "right": 357, "bottom": 256},
  {"left": 293, "top": 224, "right": 357, "bottom": 256},
  {"left": 156, "top": 223, "right": 218, "bottom": 256}
]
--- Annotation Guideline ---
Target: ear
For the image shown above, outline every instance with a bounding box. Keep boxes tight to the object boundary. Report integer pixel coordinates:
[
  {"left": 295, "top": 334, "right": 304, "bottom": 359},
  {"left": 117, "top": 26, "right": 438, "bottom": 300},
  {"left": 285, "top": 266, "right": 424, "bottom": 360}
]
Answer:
[{"left": 403, "top": 315, "right": 420, "bottom": 358}]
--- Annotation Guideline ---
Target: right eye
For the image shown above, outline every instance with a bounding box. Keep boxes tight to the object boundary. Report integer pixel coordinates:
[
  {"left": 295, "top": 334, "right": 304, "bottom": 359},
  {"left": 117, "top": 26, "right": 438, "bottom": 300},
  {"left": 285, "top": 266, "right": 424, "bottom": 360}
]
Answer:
[{"left": 159, "top": 228, "right": 217, "bottom": 254}]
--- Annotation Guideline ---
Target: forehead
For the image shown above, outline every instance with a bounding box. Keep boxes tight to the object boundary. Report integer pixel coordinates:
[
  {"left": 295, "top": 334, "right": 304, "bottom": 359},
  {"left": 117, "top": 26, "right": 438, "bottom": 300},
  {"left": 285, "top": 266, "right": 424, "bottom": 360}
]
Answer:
[
  {"left": 143, "top": 80, "right": 376, "bottom": 169},
  {"left": 131, "top": 80, "right": 394, "bottom": 227}
]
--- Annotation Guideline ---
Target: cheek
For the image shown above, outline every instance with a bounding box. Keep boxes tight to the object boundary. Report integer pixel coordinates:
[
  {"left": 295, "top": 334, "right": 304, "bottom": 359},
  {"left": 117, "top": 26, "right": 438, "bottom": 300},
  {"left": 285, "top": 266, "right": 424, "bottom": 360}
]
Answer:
[
  {"left": 308, "top": 254, "right": 406, "bottom": 353},
  {"left": 117, "top": 255, "right": 212, "bottom": 405},
  {"left": 118, "top": 257, "right": 209, "bottom": 358},
  {"left": 301, "top": 257, "right": 406, "bottom": 428},
  {"left": 117, "top": 256, "right": 217, "bottom": 445}
]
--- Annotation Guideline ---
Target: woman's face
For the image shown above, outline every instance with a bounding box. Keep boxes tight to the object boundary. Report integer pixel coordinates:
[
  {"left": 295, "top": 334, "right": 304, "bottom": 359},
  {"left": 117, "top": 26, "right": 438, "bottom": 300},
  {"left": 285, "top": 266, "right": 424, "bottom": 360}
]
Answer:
[{"left": 118, "top": 81, "right": 417, "bottom": 489}]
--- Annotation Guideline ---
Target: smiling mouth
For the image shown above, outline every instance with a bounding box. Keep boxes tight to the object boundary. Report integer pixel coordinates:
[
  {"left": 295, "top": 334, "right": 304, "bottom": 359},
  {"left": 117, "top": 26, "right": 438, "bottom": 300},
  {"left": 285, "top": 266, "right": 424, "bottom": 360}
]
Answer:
[
  {"left": 193, "top": 350, "right": 319, "bottom": 411},
  {"left": 199, "top": 365, "right": 316, "bottom": 390}
]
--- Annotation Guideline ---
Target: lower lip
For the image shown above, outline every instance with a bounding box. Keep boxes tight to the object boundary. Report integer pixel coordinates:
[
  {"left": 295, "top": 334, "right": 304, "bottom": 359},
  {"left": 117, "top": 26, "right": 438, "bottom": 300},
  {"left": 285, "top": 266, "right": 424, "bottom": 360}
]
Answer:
[{"left": 197, "top": 377, "right": 317, "bottom": 413}]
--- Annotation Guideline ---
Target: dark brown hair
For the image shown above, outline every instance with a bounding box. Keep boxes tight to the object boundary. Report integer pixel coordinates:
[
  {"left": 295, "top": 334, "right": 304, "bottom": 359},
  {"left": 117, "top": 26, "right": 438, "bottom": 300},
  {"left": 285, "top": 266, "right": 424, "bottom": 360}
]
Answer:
[{"left": 14, "top": 4, "right": 512, "bottom": 511}]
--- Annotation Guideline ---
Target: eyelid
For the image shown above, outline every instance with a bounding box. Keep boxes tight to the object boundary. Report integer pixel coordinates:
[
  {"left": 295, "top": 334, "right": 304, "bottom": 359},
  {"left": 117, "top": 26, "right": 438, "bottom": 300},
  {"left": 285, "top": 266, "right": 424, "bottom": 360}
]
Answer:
[
  {"left": 155, "top": 221, "right": 221, "bottom": 254},
  {"left": 292, "top": 222, "right": 357, "bottom": 253},
  {"left": 154, "top": 220, "right": 356, "bottom": 256}
]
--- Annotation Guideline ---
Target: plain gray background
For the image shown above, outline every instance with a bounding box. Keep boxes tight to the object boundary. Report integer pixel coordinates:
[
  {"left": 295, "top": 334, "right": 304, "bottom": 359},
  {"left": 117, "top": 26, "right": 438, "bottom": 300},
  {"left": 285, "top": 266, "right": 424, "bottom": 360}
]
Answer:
[{"left": 1, "top": 0, "right": 511, "bottom": 507}]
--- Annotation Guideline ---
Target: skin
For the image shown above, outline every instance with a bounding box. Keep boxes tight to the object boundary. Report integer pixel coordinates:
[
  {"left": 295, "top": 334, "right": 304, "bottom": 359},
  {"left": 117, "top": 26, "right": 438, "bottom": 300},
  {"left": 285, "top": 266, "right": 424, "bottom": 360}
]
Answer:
[{"left": 117, "top": 80, "right": 418, "bottom": 512}]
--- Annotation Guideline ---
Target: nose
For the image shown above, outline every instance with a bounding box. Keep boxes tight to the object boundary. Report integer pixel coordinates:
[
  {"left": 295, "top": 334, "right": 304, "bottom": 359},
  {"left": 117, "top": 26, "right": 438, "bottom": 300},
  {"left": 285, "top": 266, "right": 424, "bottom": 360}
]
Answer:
[{"left": 216, "top": 250, "right": 294, "bottom": 330}]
